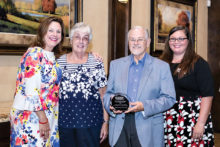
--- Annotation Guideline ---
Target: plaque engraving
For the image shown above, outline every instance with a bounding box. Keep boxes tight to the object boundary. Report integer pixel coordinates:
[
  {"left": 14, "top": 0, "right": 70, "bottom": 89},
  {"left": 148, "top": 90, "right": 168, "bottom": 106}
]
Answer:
[{"left": 111, "top": 93, "right": 129, "bottom": 111}]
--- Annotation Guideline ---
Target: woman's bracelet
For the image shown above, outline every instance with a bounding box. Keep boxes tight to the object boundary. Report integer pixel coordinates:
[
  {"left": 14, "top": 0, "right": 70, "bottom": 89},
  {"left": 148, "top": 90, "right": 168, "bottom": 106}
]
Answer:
[{"left": 39, "top": 118, "right": 48, "bottom": 124}]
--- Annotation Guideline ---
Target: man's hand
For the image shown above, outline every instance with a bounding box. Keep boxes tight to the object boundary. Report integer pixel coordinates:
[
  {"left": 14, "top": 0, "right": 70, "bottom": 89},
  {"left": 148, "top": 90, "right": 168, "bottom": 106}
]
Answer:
[
  {"left": 110, "top": 105, "right": 123, "bottom": 114},
  {"left": 124, "top": 101, "right": 144, "bottom": 113}
]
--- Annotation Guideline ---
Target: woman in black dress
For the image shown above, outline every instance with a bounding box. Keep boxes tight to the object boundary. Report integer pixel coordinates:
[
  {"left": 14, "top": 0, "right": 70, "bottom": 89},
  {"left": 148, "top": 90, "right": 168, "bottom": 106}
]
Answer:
[{"left": 160, "top": 26, "right": 214, "bottom": 146}]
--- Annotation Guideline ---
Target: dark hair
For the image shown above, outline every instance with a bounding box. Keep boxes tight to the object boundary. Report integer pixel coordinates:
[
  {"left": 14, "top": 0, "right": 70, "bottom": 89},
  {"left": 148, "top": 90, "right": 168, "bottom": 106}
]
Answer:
[
  {"left": 31, "top": 16, "right": 65, "bottom": 58},
  {"left": 160, "top": 26, "right": 199, "bottom": 78}
]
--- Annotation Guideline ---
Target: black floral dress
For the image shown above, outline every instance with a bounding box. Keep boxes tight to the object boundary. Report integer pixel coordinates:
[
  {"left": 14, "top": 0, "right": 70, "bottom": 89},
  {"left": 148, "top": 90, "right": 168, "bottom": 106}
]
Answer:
[{"left": 164, "top": 58, "right": 215, "bottom": 147}]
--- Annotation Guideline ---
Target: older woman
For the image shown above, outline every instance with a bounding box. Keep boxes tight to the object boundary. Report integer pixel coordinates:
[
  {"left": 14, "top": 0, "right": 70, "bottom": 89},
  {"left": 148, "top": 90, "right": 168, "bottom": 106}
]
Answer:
[
  {"left": 57, "top": 22, "right": 108, "bottom": 147},
  {"left": 10, "top": 16, "right": 65, "bottom": 146},
  {"left": 161, "top": 26, "right": 214, "bottom": 146}
]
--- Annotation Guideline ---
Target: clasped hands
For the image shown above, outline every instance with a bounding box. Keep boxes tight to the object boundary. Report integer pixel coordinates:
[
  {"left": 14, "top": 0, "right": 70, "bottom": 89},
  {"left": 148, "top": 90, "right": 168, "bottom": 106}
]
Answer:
[{"left": 110, "top": 101, "right": 144, "bottom": 114}]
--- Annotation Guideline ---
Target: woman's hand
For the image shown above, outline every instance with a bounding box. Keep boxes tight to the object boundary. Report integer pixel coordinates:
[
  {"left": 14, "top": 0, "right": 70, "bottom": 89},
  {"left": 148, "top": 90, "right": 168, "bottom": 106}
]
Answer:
[
  {"left": 35, "top": 111, "right": 50, "bottom": 140},
  {"left": 99, "top": 86, "right": 108, "bottom": 143},
  {"left": 39, "top": 118, "right": 50, "bottom": 140},
  {"left": 192, "top": 121, "right": 205, "bottom": 140},
  {"left": 192, "top": 97, "right": 213, "bottom": 141},
  {"left": 91, "top": 52, "right": 103, "bottom": 62},
  {"left": 100, "top": 121, "right": 108, "bottom": 143}
]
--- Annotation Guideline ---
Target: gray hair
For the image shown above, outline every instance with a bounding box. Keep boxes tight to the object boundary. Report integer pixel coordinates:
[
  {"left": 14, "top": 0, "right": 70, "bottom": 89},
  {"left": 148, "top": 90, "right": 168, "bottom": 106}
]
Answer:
[
  {"left": 70, "top": 22, "right": 92, "bottom": 41},
  {"left": 127, "top": 26, "right": 149, "bottom": 40}
]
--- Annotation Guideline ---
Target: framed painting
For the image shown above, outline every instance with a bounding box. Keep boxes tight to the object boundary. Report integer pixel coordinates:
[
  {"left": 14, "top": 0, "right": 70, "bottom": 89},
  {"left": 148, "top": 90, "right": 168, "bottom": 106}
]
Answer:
[
  {"left": 0, "top": 0, "right": 83, "bottom": 55},
  {"left": 150, "top": 0, "right": 197, "bottom": 56}
]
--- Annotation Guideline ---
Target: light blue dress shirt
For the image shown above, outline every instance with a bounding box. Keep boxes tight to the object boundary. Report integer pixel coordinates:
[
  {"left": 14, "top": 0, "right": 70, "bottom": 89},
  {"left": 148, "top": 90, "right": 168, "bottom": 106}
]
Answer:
[{"left": 127, "top": 53, "right": 146, "bottom": 101}]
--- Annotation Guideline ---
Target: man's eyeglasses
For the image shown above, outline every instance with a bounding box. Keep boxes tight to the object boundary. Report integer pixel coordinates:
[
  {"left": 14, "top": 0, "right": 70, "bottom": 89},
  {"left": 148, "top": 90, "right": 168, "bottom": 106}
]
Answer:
[
  {"left": 129, "top": 38, "right": 145, "bottom": 43},
  {"left": 169, "top": 37, "right": 188, "bottom": 42}
]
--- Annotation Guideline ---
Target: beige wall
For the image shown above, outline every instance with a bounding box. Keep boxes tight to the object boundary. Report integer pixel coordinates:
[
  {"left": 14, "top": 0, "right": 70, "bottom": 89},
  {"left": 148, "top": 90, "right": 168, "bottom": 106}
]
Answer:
[
  {"left": 0, "top": 0, "right": 208, "bottom": 103},
  {"left": 197, "top": 1, "right": 208, "bottom": 60},
  {"left": 132, "top": 0, "right": 151, "bottom": 53},
  {"left": 83, "top": 0, "right": 109, "bottom": 71},
  {"left": 0, "top": 56, "right": 20, "bottom": 102},
  {"left": 132, "top": 0, "right": 151, "bottom": 29}
]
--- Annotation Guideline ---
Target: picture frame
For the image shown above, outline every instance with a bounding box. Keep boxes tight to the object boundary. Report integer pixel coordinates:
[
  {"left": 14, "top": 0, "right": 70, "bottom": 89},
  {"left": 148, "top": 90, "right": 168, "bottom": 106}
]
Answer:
[
  {"left": 150, "top": 0, "right": 197, "bottom": 56},
  {"left": 0, "top": 0, "right": 83, "bottom": 55}
]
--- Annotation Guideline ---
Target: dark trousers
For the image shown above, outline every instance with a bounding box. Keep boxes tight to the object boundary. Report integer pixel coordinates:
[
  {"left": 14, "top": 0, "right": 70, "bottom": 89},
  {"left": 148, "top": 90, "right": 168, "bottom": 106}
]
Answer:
[
  {"left": 114, "top": 113, "right": 142, "bottom": 147},
  {"left": 59, "top": 126, "right": 101, "bottom": 147}
]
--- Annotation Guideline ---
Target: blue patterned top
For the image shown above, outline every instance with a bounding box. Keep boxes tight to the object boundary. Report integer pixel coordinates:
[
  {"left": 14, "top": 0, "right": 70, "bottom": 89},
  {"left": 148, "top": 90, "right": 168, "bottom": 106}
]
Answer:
[{"left": 57, "top": 53, "right": 107, "bottom": 128}]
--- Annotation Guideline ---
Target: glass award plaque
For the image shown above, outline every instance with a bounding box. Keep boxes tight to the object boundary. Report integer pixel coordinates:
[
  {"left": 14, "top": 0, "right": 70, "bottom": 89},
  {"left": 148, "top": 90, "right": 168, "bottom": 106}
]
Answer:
[{"left": 111, "top": 93, "right": 130, "bottom": 111}]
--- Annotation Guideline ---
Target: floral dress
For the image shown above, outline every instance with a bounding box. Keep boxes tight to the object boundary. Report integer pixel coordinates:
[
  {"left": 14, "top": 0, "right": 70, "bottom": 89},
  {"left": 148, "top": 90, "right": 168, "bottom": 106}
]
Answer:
[
  {"left": 164, "top": 58, "right": 214, "bottom": 147},
  {"left": 10, "top": 47, "right": 62, "bottom": 147}
]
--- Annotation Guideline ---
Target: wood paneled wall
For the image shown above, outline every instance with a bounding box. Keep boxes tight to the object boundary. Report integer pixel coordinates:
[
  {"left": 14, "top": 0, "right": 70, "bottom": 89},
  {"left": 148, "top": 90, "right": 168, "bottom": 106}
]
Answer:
[{"left": 208, "top": 0, "right": 220, "bottom": 132}]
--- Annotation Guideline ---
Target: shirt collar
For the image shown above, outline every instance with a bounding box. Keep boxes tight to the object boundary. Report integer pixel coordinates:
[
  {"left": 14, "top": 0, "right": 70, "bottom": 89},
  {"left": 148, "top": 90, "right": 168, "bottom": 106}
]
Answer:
[{"left": 130, "top": 53, "right": 146, "bottom": 66}]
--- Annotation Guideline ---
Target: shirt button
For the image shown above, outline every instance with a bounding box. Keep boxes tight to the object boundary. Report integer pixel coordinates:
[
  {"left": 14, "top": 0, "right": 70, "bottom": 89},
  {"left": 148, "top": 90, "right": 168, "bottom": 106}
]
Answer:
[
  {"left": 136, "top": 69, "right": 139, "bottom": 72},
  {"left": 134, "top": 79, "right": 137, "bottom": 82}
]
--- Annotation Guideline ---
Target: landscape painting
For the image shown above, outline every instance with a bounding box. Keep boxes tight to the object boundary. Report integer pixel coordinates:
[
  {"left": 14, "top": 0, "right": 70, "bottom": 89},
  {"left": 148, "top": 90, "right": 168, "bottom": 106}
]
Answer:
[
  {"left": 156, "top": 1, "right": 193, "bottom": 50},
  {"left": 0, "top": 0, "right": 70, "bottom": 35},
  {"left": 150, "top": 0, "right": 197, "bottom": 56}
]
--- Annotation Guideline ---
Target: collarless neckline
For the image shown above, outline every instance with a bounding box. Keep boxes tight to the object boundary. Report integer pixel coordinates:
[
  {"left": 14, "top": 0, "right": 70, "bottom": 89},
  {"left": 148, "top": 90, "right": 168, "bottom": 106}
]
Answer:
[
  {"left": 65, "top": 53, "right": 90, "bottom": 65},
  {"left": 42, "top": 49, "right": 55, "bottom": 61}
]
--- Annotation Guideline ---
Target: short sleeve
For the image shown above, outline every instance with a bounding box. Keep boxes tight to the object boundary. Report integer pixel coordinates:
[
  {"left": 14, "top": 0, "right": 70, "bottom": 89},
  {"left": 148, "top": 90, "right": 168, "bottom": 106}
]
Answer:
[
  {"left": 195, "top": 58, "right": 214, "bottom": 97},
  {"left": 96, "top": 62, "right": 107, "bottom": 88}
]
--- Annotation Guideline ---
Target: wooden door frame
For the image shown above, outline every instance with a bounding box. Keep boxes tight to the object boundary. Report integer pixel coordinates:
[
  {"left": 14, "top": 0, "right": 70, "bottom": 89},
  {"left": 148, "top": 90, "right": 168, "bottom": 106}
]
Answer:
[{"left": 108, "top": 0, "right": 131, "bottom": 70}]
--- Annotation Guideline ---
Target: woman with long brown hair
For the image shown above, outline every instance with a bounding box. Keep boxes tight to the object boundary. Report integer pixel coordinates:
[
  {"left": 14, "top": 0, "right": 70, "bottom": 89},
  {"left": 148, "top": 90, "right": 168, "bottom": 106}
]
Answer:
[
  {"left": 161, "top": 26, "right": 214, "bottom": 146},
  {"left": 10, "top": 16, "right": 65, "bottom": 146}
]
